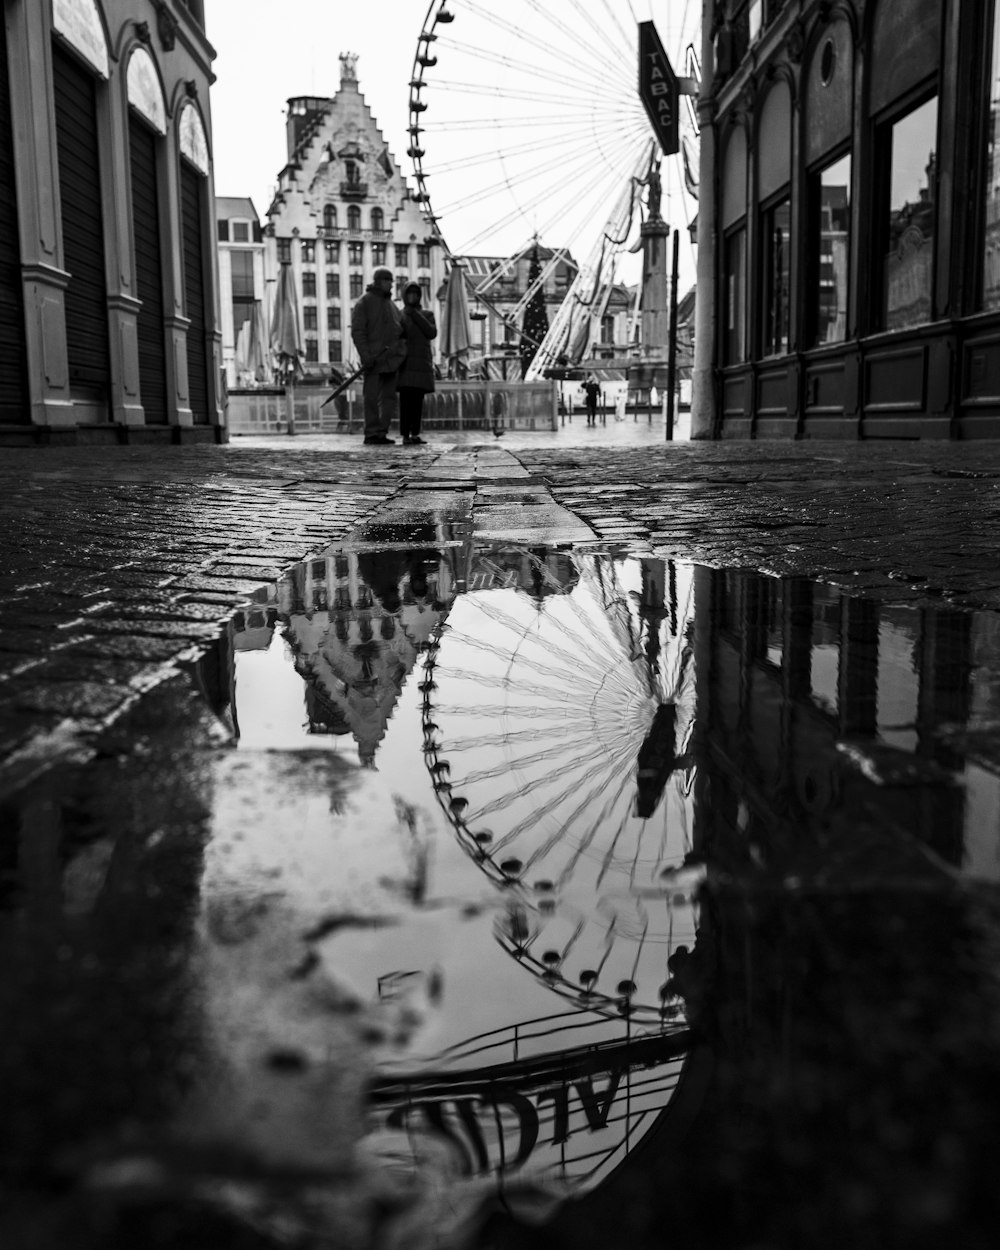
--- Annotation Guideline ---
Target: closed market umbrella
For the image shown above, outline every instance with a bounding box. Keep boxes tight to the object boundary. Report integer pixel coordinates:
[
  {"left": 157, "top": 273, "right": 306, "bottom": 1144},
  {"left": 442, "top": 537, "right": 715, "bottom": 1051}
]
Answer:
[
  {"left": 247, "top": 299, "right": 271, "bottom": 385},
  {"left": 270, "top": 262, "right": 303, "bottom": 432},
  {"left": 440, "top": 260, "right": 472, "bottom": 378}
]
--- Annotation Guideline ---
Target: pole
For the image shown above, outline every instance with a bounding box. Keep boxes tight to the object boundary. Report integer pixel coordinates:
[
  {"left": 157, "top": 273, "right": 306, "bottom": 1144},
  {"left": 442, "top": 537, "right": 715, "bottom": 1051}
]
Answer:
[
  {"left": 691, "top": 0, "right": 717, "bottom": 438},
  {"left": 666, "top": 229, "right": 679, "bottom": 442}
]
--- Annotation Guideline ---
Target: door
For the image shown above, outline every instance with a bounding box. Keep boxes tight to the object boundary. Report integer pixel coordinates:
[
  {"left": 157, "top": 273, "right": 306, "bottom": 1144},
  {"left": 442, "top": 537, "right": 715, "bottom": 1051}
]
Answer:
[
  {"left": 128, "top": 112, "right": 167, "bottom": 423},
  {"left": 52, "top": 44, "right": 110, "bottom": 409},
  {"left": 180, "top": 160, "right": 209, "bottom": 423},
  {"left": 0, "top": 18, "right": 27, "bottom": 423}
]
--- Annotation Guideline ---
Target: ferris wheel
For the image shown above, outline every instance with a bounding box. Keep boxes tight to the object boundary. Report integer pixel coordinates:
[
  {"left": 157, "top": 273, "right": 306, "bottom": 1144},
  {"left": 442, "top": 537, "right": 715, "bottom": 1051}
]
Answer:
[
  {"left": 408, "top": 1, "right": 701, "bottom": 374},
  {"left": 419, "top": 549, "right": 703, "bottom": 1025}
]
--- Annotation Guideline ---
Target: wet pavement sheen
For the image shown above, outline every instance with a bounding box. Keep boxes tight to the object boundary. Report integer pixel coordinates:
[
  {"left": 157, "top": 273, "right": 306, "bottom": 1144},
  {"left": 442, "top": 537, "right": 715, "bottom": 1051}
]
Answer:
[{"left": 3, "top": 441, "right": 1000, "bottom": 1247}]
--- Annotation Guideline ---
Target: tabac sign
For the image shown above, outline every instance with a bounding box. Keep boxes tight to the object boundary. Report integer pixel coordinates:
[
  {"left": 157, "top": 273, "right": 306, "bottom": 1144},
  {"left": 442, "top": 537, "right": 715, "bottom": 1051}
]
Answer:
[{"left": 638, "top": 21, "right": 679, "bottom": 155}]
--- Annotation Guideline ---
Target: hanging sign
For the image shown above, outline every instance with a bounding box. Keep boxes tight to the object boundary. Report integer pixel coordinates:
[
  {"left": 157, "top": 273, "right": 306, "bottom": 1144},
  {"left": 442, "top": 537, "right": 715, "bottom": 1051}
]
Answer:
[{"left": 638, "top": 21, "right": 679, "bottom": 155}]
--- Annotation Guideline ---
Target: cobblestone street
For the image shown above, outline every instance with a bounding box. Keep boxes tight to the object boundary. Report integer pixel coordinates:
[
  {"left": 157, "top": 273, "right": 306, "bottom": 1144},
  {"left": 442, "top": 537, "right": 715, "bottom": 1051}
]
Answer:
[{"left": 3, "top": 432, "right": 1000, "bottom": 1249}]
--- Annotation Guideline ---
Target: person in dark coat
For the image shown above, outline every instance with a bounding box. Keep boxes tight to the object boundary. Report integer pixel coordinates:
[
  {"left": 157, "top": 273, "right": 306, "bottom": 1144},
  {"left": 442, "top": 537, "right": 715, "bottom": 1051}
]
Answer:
[
  {"left": 350, "top": 267, "right": 407, "bottom": 445},
  {"left": 397, "top": 282, "right": 437, "bottom": 446}
]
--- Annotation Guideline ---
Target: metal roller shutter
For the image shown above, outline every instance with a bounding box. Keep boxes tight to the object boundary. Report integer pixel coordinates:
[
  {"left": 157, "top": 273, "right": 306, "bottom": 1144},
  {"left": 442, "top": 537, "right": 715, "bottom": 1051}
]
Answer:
[
  {"left": 52, "top": 44, "right": 110, "bottom": 405},
  {"left": 180, "top": 161, "right": 209, "bottom": 423},
  {"left": 0, "top": 19, "right": 27, "bottom": 423},
  {"left": 128, "top": 113, "right": 166, "bottom": 424}
]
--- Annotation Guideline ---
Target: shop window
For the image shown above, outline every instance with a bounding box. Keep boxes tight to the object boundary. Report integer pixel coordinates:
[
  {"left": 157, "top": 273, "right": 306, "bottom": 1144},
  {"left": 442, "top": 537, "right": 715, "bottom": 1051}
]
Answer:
[
  {"left": 350, "top": 272, "right": 363, "bottom": 298},
  {"left": 983, "top": 5, "right": 1000, "bottom": 310},
  {"left": 395, "top": 243, "right": 409, "bottom": 267},
  {"left": 810, "top": 153, "right": 851, "bottom": 344},
  {"left": 881, "top": 96, "right": 938, "bottom": 331},
  {"left": 723, "top": 226, "right": 746, "bottom": 364},
  {"left": 761, "top": 195, "right": 791, "bottom": 356}
]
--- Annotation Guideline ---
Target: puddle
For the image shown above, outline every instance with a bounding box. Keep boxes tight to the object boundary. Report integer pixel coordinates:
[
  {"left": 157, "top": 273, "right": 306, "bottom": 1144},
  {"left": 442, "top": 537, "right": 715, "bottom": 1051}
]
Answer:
[
  {"left": 190, "top": 539, "right": 1000, "bottom": 1208},
  {"left": 6, "top": 538, "right": 1000, "bottom": 1240}
]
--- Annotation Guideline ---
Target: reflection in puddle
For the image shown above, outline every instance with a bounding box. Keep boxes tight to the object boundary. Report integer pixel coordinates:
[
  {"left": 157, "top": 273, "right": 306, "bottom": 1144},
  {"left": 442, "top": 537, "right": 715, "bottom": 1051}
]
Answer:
[{"left": 190, "top": 541, "right": 1000, "bottom": 1214}]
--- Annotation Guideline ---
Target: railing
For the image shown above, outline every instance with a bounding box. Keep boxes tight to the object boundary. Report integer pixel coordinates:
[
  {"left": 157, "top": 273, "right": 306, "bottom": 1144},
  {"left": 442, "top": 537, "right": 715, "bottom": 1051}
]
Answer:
[{"left": 340, "top": 180, "right": 368, "bottom": 199}]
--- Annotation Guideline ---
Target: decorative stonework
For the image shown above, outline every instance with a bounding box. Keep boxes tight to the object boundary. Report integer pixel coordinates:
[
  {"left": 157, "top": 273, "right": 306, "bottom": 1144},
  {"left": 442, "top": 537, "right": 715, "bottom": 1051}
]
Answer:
[
  {"left": 52, "top": 0, "right": 109, "bottom": 79},
  {"left": 179, "top": 102, "right": 209, "bottom": 174},
  {"left": 152, "top": 0, "right": 178, "bottom": 52},
  {"left": 127, "top": 47, "right": 167, "bottom": 135}
]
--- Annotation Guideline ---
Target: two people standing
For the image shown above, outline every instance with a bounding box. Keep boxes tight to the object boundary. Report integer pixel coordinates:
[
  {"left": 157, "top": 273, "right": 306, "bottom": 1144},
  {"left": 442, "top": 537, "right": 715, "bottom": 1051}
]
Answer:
[{"left": 350, "top": 268, "right": 436, "bottom": 447}]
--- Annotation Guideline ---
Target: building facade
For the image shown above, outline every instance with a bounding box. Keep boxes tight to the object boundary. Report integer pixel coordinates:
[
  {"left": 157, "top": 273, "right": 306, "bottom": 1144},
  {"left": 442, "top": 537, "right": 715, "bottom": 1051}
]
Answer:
[
  {"left": 216, "top": 196, "right": 266, "bottom": 388},
  {"left": 710, "top": 0, "right": 1000, "bottom": 438},
  {"left": 0, "top": 0, "right": 224, "bottom": 444},
  {"left": 264, "top": 53, "right": 445, "bottom": 380}
]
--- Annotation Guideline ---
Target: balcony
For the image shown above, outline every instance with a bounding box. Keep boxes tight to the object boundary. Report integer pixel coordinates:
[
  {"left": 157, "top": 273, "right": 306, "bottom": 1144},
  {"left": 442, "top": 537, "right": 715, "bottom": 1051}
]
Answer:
[{"left": 340, "top": 180, "right": 368, "bottom": 200}]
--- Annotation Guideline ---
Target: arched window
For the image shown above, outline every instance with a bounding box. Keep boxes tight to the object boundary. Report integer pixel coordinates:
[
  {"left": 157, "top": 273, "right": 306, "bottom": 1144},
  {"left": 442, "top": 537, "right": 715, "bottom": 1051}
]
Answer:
[
  {"left": 347, "top": 205, "right": 361, "bottom": 231},
  {"left": 324, "top": 204, "right": 337, "bottom": 229},
  {"left": 371, "top": 207, "right": 384, "bottom": 232},
  {"left": 757, "top": 81, "right": 792, "bottom": 357}
]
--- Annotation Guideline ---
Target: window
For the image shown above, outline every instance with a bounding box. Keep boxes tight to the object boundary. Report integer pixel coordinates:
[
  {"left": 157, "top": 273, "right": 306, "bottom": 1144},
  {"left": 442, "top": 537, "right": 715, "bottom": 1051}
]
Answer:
[
  {"left": 350, "top": 273, "right": 363, "bottom": 298},
  {"left": 301, "top": 240, "right": 315, "bottom": 263},
  {"left": 324, "top": 204, "right": 337, "bottom": 230},
  {"left": 305, "top": 339, "right": 318, "bottom": 362},
  {"left": 325, "top": 239, "right": 339, "bottom": 264},
  {"left": 230, "top": 250, "right": 254, "bottom": 300},
  {"left": 419, "top": 277, "right": 431, "bottom": 303},
  {"left": 217, "top": 220, "right": 229, "bottom": 241},
  {"left": 395, "top": 243, "right": 409, "bottom": 267},
  {"left": 328, "top": 338, "right": 342, "bottom": 361},
  {"left": 600, "top": 314, "right": 614, "bottom": 345},
  {"left": 761, "top": 195, "right": 791, "bottom": 356},
  {"left": 303, "top": 306, "right": 317, "bottom": 331},
  {"left": 345, "top": 159, "right": 360, "bottom": 186},
  {"left": 302, "top": 273, "right": 316, "bottom": 298},
  {"left": 723, "top": 226, "right": 746, "bottom": 363},
  {"left": 347, "top": 205, "right": 361, "bottom": 231},
  {"left": 327, "top": 305, "right": 341, "bottom": 330},
  {"left": 811, "top": 153, "right": 851, "bottom": 344},
  {"left": 984, "top": 9, "right": 1000, "bottom": 309},
  {"left": 371, "top": 207, "right": 384, "bottom": 232},
  {"left": 396, "top": 275, "right": 407, "bottom": 298},
  {"left": 348, "top": 240, "right": 363, "bottom": 265},
  {"left": 882, "top": 96, "right": 938, "bottom": 330},
  {"left": 327, "top": 272, "right": 340, "bottom": 293},
  {"left": 417, "top": 244, "right": 430, "bottom": 267},
  {"left": 232, "top": 221, "right": 250, "bottom": 243},
  {"left": 277, "top": 237, "right": 291, "bottom": 264},
  {"left": 372, "top": 242, "right": 386, "bottom": 266}
]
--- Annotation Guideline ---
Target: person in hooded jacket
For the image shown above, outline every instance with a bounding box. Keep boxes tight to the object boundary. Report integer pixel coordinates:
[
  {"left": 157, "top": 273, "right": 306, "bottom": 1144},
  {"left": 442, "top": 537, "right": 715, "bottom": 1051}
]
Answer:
[
  {"left": 350, "top": 267, "right": 407, "bottom": 445},
  {"left": 397, "top": 282, "right": 437, "bottom": 446}
]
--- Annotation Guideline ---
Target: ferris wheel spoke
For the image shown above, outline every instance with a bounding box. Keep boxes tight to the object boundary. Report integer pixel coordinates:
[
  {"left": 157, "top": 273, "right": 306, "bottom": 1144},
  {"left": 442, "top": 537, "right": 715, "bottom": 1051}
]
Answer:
[
  {"left": 596, "top": 0, "right": 639, "bottom": 55},
  {"left": 462, "top": 0, "right": 623, "bottom": 85},
  {"left": 428, "top": 80, "right": 629, "bottom": 109},
  {"left": 521, "top": 0, "right": 633, "bottom": 85},
  {"left": 565, "top": 0, "right": 636, "bottom": 80},
  {"left": 434, "top": 43, "right": 630, "bottom": 104}
]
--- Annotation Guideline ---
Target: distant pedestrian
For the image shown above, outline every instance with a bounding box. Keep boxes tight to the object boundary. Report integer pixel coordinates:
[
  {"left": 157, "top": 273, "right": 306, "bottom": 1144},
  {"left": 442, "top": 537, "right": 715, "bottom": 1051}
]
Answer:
[
  {"left": 397, "top": 282, "right": 437, "bottom": 446},
  {"left": 350, "top": 267, "right": 407, "bottom": 445},
  {"left": 584, "top": 375, "right": 601, "bottom": 426}
]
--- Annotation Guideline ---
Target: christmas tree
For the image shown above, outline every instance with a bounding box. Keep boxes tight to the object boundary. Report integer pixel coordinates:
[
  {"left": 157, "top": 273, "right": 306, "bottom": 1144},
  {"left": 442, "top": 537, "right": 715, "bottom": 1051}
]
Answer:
[{"left": 518, "top": 244, "right": 549, "bottom": 375}]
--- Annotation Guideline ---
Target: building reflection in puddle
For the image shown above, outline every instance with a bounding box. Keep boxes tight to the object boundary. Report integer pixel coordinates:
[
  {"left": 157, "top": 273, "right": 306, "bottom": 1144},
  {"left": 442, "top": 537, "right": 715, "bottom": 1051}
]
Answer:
[
  {"left": 192, "top": 539, "right": 1000, "bottom": 1209},
  {"left": 200, "top": 536, "right": 699, "bottom": 1194}
]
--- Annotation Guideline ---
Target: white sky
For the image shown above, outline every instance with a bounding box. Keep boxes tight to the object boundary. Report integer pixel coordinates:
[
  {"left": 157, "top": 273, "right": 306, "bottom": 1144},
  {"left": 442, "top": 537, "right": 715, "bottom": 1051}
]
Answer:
[{"left": 208, "top": 1, "right": 700, "bottom": 286}]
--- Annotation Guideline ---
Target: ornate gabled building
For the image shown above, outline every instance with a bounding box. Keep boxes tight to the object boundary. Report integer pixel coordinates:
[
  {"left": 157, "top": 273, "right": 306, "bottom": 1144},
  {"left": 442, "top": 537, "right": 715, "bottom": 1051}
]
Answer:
[
  {"left": 1, "top": 0, "right": 223, "bottom": 444},
  {"left": 264, "top": 53, "right": 445, "bottom": 379}
]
